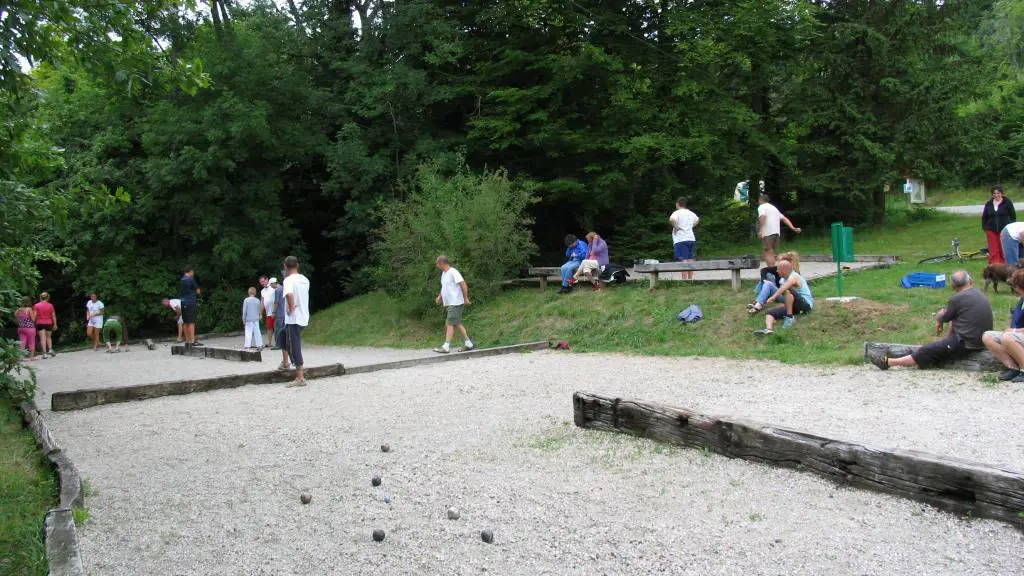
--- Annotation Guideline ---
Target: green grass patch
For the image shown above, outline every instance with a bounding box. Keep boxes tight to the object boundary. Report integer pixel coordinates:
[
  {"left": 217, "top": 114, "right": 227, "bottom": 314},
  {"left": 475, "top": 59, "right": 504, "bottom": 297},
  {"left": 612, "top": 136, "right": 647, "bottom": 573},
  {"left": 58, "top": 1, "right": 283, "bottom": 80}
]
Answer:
[
  {"left": 926, "top": 185, "right": 1020, "bottom": 207},
  {"left": 308, "top": 213, "right": 1016, "bottom": 365},
  {"left": 0, "top": 398, "right": 57, "bottom": 576}
]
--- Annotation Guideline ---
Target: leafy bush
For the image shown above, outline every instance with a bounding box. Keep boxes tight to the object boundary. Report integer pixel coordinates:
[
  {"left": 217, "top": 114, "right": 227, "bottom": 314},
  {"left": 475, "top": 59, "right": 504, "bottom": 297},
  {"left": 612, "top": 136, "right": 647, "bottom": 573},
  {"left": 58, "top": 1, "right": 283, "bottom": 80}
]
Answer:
[{"left": 373, "top": 158, "right": 538, "bottom": 315}]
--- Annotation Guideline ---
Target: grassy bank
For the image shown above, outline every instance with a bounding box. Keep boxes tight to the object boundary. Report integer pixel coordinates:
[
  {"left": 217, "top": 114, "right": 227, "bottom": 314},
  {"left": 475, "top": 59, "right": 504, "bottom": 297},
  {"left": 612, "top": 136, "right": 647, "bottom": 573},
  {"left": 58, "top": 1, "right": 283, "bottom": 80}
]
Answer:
[
  {"left": 0, "top": 398, "right": 55, "bottom": 576},
  {"left": 307, "top": 212, "right": 1015, "bottom": 365},
  {"left": 926, "top": 185, "right": 1021, "bottom": 207}
]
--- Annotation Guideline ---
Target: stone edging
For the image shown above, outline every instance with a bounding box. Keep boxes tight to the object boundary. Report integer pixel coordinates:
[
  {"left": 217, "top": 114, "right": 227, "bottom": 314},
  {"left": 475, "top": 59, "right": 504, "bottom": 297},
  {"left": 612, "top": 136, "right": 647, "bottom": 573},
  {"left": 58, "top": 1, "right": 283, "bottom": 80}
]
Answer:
[
  {"left": 19, "top": 400, "right": 86, "bottom": 576},
  {"left": 170, "top": 344, "right": 262, "bottom": 362}
]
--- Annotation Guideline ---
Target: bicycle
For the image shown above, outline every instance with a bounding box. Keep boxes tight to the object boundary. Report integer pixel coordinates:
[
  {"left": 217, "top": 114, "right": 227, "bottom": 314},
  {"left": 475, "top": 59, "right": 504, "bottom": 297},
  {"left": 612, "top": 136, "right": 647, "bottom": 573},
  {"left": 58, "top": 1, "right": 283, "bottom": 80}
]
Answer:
[{"left": 917, "top": 237, "right": 988, "bottom": 264}]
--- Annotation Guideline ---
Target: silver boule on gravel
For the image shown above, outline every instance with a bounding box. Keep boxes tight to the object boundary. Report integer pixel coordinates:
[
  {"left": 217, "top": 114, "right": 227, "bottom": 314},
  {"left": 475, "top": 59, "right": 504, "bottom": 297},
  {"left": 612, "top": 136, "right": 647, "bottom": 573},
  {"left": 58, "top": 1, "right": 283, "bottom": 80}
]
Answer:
[
  {"left": 372, "top": 529, "right": 386, "bottom": 542},
  {"left": 380, "top": 444, "right": 390, "bottom": 453},
  {"left": 480, "top": 529, "right": 494, "bottom": 543},
  {"left": 371, "top": 475, "right": 382, "bottom": 487},
  {"left": 300, "top": 493, "right": 312, "bottom": 504},
  {"left": 447, "top": 507, "right": 460, "bottom": 520}
]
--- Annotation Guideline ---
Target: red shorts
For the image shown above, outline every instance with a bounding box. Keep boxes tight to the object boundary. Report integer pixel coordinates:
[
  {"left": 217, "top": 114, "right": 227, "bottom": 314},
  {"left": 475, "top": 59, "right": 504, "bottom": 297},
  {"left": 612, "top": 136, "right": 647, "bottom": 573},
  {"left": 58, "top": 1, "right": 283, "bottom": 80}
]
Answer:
[{"left": 266, "top": 316, "right": 275, "bottom": 331}]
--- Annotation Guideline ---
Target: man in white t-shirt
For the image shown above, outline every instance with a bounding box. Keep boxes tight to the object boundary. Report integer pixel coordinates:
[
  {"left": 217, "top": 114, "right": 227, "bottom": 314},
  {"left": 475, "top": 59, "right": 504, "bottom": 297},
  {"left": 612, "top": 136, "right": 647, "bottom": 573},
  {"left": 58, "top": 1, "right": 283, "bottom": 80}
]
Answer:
[
  {"left": 757, "top": 194, "right": 801, "bottom": 266},
  {"left": 282, "top": 256, "right": 311, "bottom": 387},
  {"left": 1001, "top": 221, "right": 1024, "bottom": 265},
  {"left": 669, "top": 196, "right": 700, "bottom": 280},
  {"left": 161, "top": 298, "right": 183, "bottom": 342},
  {"left": 260, "top": 276, "right": 278, "bottom": 347},
  {"left": 433, "top": 255, "right": 474, "bottom": 354}
]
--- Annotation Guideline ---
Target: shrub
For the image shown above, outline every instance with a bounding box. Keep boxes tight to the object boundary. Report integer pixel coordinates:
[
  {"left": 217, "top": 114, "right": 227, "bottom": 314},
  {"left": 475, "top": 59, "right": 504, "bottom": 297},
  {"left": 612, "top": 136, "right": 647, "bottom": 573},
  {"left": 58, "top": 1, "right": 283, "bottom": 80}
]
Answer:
[{"left": 373, "top": 158, "right": 538, "bottom": 315}]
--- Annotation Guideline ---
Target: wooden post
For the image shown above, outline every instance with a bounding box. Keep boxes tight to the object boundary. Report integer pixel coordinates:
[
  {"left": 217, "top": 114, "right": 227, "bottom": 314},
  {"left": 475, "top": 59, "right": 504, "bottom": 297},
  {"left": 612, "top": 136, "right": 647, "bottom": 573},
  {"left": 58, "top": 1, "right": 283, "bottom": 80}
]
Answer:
[
  {"left": 864, "top": 342, "right": 1001, "bottom": 372},
  {"left": 539, "top": 276, "right": 547, "bottom": 290},
  {"left": 731, "top": 269, "right": 742, "bottom": 292},
  {"left": 573, "top": 391, "right": 1024, "bottom": 526},
  {"left": 649, "top": 271, "right": 658, "bottom": 290}
]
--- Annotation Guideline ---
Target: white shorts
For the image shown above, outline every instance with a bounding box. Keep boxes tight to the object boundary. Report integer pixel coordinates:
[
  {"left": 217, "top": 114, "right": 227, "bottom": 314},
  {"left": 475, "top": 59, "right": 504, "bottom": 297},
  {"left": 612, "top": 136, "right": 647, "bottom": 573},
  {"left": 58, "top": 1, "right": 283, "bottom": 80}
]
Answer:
[{"left": 88, "top": 317, "right": 104, "bottom": 329}]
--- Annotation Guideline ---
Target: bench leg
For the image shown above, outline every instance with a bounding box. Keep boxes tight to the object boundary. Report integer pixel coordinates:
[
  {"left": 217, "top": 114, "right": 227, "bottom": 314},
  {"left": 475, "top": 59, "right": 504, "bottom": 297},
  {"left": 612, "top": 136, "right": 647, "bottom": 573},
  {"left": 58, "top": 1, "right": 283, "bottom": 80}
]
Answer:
[
  {"left": 731, "top": 269, "right": 741, "bottom": 292},
  {"left": 649, "top": 272, "right": 658, "bottom": 290},
  {"left": 539, "top": 276, "right": 547, "bottom": 290}
]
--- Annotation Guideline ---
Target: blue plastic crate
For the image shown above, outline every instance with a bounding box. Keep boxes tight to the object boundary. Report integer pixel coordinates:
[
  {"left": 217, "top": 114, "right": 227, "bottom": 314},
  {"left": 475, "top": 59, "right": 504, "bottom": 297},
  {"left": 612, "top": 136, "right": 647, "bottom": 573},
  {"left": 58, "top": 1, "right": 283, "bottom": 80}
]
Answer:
[{"left": 901, "top": 272, "right": 947, "bottom": 289}]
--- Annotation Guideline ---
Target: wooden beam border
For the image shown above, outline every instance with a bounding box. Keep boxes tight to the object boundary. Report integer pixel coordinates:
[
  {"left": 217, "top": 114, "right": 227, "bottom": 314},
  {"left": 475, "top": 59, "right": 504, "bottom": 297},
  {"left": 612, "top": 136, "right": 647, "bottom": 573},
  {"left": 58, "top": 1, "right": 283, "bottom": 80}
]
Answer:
[{"left": 573, "top": 390, "right": 1024, "bottom": 526}]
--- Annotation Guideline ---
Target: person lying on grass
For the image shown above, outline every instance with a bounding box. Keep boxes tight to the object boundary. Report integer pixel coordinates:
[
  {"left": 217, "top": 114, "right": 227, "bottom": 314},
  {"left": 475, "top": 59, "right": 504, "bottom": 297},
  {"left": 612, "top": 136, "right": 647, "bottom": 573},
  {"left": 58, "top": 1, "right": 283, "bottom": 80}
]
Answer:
[
  {"left": 867, "top": 270, "right": 993, "bottom": 370},
  {"left": 753, "top": 254, "right": 813, "bottom": 337},
  {"left": 981, "top": 269, "right": 1024, "bottom": 382}
]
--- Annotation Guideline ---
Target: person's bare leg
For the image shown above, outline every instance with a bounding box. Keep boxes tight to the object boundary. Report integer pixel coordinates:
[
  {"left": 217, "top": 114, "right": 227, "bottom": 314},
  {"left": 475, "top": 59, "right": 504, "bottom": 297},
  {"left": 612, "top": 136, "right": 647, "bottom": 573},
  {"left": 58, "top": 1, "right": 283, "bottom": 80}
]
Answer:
[
  {"left": 445, "top": 324, "right": 455, "bottom": 343},
  {"left": 38, "top": 331, "right": 46, "bottom": 355},
  {"left": 984, "top": 333, "right": 1016, "bottom": 368},
  {"left": 766, "top": 314, "right": 776, "bottom": 330},
  {"left": 177, "top": 322, "right": 183, "bottom": 341},
  {"left": 683, "top": 259, "right": 694, "bottom": 280},
  {"left": 92, "top": 327, "right": 100, "bottom": 350},
  {"left": 887, "top": 355, "right": 918, "bottom": 368},
  {"left": 1004, "top": 339, "right": 1024, "bottom": 370},
  {"left": 45, "top": 332, "right": 53, "bottom": 354},
  {"left": 785, "top": 291, "right": 795, "bottom": 315},
  {"left": 764, "top": 248, "right": 776, "bottom": 267}
]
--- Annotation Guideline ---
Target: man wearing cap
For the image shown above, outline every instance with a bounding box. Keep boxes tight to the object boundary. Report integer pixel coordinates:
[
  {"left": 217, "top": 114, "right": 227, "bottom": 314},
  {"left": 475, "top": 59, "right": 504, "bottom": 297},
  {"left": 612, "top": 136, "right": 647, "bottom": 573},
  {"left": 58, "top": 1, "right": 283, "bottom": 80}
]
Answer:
[{"left": 261, "top": 276, "right": 278, "bottom": 346}]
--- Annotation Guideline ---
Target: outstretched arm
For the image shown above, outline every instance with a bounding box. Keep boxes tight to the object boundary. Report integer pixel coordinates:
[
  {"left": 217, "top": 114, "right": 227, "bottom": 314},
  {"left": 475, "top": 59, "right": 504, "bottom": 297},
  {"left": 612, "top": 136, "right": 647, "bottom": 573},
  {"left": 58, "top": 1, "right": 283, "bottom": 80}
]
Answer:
[{"left": 781, "top": 215, "right": 801, "bottom": 233}]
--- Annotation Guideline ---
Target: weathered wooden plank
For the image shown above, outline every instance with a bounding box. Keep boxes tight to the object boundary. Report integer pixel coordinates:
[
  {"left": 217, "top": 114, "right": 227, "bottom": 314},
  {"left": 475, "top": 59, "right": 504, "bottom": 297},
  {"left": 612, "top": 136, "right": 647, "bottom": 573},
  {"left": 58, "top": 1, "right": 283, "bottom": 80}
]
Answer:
[
  {"left": 171, "top": 344, "right": 262, "bottom": 362},
  {"left": 527, "top": 267, "right": 561, "bottom": 275},
  {"left": 864, "top": 342, "right": 1001, "bottom": 372},
  {"left": 45, "top": 509, "right": 85, "bottom": 576},
  {"left": 634, "top": 257, "right": 759, "bottom": 273},
  {"left": 52, "top": 363, "right": 346, "bottom": 411},
  {"left": 800, "top": 254, "right": 899, "bottom": 264},
  {"left": 573, "top": 391, "right": 1024, "bottom": 525},
  {"left": 345, "top": 341, "right": 550, "bottom": 376},
  {"left": 52, "top": 341, "right": 552, "bottom": 411}
]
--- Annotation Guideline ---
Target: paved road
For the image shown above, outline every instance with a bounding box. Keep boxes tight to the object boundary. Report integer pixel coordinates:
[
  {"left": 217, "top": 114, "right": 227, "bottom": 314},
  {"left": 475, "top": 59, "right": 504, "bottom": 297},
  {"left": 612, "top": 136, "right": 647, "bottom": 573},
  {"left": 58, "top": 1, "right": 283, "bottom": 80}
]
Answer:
[{"left": 935, "top": 202, "right": 1024, "bottom": 215}]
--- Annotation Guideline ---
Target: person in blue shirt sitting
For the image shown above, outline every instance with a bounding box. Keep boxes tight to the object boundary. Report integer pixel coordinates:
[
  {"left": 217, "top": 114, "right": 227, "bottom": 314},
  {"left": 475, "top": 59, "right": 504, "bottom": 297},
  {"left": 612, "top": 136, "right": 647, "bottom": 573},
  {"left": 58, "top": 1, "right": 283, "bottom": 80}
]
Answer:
[
  {"left": 559, "top": 234, "right": 589, "bottom": 294},
  {"left": 982, "top": 269, "right": 1024, "bottom": 382}
]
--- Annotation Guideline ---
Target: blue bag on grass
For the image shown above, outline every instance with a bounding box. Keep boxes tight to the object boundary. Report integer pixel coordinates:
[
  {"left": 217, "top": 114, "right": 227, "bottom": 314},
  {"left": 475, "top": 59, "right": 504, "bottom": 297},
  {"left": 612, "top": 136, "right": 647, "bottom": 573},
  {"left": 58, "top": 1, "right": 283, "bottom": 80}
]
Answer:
[{"left": 677, "top": 304, "right": 703, "bottom": 324}]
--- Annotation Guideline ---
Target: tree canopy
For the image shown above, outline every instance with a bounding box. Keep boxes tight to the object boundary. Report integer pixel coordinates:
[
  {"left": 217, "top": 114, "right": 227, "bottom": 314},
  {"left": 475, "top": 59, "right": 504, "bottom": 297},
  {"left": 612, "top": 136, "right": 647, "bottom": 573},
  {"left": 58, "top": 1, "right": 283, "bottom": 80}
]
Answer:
[{"left": 2, "top": 0, "right": 1023, "bottom": 353}]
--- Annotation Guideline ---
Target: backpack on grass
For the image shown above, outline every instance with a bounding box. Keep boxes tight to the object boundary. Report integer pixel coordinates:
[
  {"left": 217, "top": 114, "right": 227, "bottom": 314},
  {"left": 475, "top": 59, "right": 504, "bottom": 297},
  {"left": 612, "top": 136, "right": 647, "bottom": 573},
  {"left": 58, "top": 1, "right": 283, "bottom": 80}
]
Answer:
[{"left": 599, "top": 263, "right": 630, "bottom": 285}]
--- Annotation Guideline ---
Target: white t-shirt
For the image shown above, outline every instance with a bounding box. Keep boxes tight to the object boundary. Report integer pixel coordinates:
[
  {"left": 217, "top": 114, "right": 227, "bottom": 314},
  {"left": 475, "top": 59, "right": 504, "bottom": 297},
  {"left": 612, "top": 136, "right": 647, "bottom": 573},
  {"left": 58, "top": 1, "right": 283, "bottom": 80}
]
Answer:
[
  {"left": 260, "top": 287, "right": 276, "bottom": 316},
  {"left": 758, "top": 203, "right": 783, "bottom": 237},
  {"left": 440, "top": 268, "right": 466, "bottom": 306},
  {"left": 670, "top": 208, "right": 699, "bottom": 244},
  {"left": 86, "top": 300, "right": 104, "bottom": 322},
  {"left": 283, "top": 273, "right": 310, "bottom": 327},
  {"left": 168, "top": 298, "right": 181, "bottom": 311},
  {"left": 1005, "top": 221, "right": 1024, "bottom": 240}
]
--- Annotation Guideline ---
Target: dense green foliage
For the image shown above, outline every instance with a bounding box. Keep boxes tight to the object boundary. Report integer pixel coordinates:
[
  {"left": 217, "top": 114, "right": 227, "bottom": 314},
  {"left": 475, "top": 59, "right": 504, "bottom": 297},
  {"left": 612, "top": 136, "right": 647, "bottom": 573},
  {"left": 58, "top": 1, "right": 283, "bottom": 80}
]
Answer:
[
  {"left": 3, "top": 0, "right": 1024, "bottom": 347},
  {"left": 374, "top": 158, "right": 537, "bottom": 314}
]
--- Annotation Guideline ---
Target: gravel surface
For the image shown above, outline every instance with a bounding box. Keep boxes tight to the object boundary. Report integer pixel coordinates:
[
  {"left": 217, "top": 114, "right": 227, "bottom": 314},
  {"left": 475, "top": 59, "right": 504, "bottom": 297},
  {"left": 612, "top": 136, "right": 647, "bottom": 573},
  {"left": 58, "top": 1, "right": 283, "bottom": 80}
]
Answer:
[
  {"left": 30, "top": 336, "right": 436, "bottom": 405},
  {"left": 44, "top": 351, "right": 1024, "bottom": 575}
]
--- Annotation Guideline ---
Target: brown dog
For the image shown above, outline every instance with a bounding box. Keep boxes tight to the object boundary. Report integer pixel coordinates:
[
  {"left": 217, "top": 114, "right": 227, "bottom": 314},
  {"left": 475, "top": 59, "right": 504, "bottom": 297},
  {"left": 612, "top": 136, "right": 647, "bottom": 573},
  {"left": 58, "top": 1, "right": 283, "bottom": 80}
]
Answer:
[{"left": 983, "top": 263, "right": 1019, "bottom": 293}]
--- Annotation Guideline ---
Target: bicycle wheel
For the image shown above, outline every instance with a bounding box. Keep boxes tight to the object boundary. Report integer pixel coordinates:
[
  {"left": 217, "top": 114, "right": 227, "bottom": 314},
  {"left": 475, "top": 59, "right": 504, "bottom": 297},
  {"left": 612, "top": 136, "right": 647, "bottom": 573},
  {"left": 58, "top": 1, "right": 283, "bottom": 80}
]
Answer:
[
  {"left": 961, "top": 250, "right": 987, "bottom": 261},
  {"left": 918, "top": 254, "right": 953, "bottom": 264}
]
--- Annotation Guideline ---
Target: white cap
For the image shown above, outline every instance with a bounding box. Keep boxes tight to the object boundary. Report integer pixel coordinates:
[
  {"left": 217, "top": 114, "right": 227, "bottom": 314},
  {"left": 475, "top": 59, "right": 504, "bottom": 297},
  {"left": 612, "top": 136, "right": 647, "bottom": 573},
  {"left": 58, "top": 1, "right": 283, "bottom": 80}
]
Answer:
[{"left": 269, "top": 277, "right": 279, "bottom": 284}]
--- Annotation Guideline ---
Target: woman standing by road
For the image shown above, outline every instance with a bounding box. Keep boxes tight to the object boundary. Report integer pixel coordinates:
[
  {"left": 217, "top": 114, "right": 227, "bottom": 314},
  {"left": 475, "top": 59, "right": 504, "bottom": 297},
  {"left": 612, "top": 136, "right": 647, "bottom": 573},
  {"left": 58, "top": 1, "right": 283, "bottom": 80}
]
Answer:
[{"left": 982, "top": 185, "right": 1016, "bottom": 264}]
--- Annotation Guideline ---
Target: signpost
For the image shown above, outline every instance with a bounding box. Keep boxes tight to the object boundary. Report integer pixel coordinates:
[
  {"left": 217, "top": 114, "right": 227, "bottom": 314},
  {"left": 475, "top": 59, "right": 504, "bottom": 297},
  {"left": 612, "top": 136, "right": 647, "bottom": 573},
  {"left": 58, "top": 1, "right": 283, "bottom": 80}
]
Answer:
[{"left": 830, "top": 222, "right": 854, "bottom": 297}]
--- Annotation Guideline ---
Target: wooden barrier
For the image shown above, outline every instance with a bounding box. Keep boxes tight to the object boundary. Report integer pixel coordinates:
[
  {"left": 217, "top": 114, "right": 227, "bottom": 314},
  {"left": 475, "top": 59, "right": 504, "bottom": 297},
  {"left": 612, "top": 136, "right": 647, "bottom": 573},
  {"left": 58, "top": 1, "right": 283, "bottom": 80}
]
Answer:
[
  {"left": 864, "top": 342, "right": 1001, "bottom": 372},
  {"left": 171, "top": 344, "right": 262, "bottom": 362},
  {"left": 52, "top": 341, "right": 551, "bottom": 411},
  {"left": 52, "top": 364, "right": 346, "bottom": 411},
  {"left": 527, "top": 267, "right": 562, "bottom": 290},
  {"left": 573, "top": 391, "right": 1024, "bottom": 526}
]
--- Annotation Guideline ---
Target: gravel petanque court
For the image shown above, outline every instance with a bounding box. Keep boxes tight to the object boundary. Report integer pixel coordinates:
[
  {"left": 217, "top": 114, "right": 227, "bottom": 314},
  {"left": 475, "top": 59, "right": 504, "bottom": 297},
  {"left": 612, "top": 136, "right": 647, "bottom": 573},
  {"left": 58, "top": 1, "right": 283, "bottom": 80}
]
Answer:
[{"left": 42, "top": 350, "right": 1024, "bottom": 575}]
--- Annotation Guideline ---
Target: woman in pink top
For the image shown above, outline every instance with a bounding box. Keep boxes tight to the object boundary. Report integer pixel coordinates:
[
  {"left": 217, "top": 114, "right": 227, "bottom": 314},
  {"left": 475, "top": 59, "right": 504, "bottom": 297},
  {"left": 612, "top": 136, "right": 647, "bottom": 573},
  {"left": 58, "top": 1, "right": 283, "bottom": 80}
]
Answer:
[
  {"left": 15, "top": 296, "right": 37, "bottom": 361},
  {"left": 34, "top": 292, "right": 57, "bottom": 358}
]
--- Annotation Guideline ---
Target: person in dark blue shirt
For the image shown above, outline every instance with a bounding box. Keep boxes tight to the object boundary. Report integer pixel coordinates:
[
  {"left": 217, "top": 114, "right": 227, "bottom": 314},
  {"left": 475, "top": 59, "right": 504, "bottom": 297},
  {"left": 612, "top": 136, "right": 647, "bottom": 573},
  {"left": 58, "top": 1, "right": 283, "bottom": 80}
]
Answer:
[
  {"left": 559, "top": 234, "right": 588, "bottom": 294},
  {"left": 180, "top": 266, "right": 201, "bottom": 347},
  {"left": 982, "top": 269, "right": 1024, "bottom": 382}
]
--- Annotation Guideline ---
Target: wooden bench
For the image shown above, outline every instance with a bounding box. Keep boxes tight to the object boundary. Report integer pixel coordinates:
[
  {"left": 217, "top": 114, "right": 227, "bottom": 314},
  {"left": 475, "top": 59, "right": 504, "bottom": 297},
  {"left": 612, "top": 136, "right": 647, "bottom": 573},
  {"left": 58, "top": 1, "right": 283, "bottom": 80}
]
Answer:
[
  {"left": 527, "top": 267, "right": 563, "bottom": 290},
  {"left": 634, "top": 257, "right": 759, "bottom": 291},
  {"left": 863, "top": 342, "right": 1000, "bottom": 372}
]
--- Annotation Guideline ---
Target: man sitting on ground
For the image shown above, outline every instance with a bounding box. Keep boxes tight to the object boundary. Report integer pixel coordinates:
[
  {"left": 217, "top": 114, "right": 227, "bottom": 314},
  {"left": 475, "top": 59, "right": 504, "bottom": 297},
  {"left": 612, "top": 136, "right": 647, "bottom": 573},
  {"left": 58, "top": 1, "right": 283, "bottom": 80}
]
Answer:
[
  {"left": 981, "top": 269, "right": 1024, "bottom": 382},
  {"left": 753, "top": 255, "right": 813, "bottom": 336},
  {"left": 868, "top": 270, "right": 993, "bottom": 370}
]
